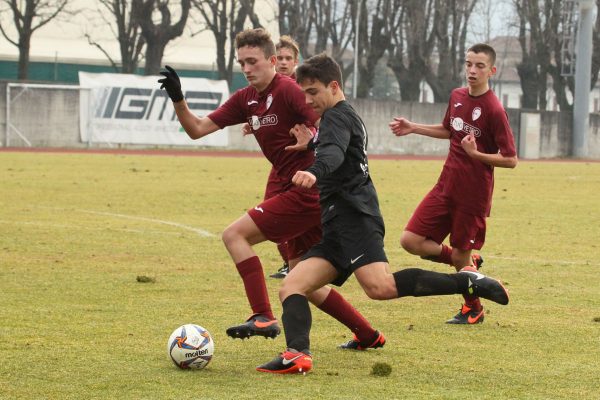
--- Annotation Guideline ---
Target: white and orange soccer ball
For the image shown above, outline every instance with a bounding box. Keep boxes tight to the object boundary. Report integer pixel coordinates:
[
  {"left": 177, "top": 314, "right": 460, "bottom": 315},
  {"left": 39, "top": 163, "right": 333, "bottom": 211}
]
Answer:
[{"left": 167, "top": 324, "right": 214, "bottom": 370}]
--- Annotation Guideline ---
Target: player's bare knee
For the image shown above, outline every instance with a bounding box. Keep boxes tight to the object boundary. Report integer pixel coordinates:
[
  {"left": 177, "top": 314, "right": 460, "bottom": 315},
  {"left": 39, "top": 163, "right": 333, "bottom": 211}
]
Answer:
[
  {"left": 400, "top": 233, "right": 420, "bottom": 254},
  {"left": 279, "top": 277, "right": 305, "bottom": 301},
  {"left": 220, "top": 228, "right": 233, "bottom": 247},
  {"left": 221, "top": 225, "right": 240, "bottom": 248},
  {"left": 363, "top": 283, "right": 394, "bottom": 300}
]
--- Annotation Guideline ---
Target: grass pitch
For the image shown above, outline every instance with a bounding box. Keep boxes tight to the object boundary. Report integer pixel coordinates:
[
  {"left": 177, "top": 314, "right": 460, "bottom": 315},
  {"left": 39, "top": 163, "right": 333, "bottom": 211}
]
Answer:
[{"left": 1, "top": 150, "right": 599, "bottom": 399}]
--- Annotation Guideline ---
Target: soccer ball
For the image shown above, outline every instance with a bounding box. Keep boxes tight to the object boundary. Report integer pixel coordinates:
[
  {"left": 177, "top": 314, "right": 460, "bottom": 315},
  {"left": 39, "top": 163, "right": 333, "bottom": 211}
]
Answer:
[{"left": 167, "top": 324, "right": 214, "bottom": 370}]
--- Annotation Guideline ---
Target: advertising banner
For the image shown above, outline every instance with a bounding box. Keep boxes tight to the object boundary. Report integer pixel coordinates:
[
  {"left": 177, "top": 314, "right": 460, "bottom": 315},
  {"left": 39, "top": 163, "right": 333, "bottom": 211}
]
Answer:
[{"left": 79, "top": 72, "right": 229, "bottom": 146}]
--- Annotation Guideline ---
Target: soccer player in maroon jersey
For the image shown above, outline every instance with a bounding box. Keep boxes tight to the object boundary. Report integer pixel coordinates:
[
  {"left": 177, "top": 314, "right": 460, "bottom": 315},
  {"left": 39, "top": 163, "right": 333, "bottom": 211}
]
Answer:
[
  {"left": 268, "top": 35, "right": 301, "bottom": 280},
  {"left": 388, "top": 43, "right": 518, "bottom": 324},
  {"left": 158, "top": 28, "right": 384, "bottom": 348}
]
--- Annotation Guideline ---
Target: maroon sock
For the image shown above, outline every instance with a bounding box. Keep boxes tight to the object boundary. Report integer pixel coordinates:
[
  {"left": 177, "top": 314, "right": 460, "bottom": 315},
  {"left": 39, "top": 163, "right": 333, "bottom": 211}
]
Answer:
[
  {"left": 464, "top": 295, "right": 483, "bottom": 312},
  {"left": 315, "top": 288, "right": 376, "bottom": 343},
  {"left": 437, "top": 244, "right": 454, "bottom": 265},
  {"left": 235, "top": 256, "right": 274, "bottom": 320},
  {"left": 277, "top": 242, "right": 288, "bottom": 263},
  {"left": 422, "top": 244, "right": 454, "bottom": 265}
]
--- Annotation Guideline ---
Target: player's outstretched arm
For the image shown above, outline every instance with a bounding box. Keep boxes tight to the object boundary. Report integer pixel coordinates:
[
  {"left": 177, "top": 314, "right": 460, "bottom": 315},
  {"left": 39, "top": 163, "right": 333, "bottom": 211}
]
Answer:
[
  {"left": 158, "top": 65, "right": 220, "bottom": 140},
  {"left": 389, "top": 117, "right": 450, "bottom": 139}
]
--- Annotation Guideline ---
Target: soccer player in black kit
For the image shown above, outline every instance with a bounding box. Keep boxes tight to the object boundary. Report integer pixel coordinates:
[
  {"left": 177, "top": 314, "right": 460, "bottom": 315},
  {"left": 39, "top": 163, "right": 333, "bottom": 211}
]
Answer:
[{"left": 256, "top": 53, "right": 510, "bottom": 374}]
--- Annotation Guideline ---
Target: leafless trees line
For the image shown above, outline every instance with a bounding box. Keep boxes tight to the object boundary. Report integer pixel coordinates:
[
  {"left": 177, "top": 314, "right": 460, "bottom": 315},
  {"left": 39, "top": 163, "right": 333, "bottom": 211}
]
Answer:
[{"left": 1, "top": 0, "right": 600, "bottom": 108}]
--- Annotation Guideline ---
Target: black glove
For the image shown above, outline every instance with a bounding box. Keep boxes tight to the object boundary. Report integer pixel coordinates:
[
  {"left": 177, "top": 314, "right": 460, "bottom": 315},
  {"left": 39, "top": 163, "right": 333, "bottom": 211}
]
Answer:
[{"left": 158, "top": 65, "right": 184, "bottom": 102}]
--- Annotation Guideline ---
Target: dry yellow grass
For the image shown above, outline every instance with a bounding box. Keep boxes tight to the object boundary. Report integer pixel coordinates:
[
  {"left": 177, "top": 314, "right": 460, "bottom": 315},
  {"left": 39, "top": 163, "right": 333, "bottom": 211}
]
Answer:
[{"left": 1, "top": 151, "right": 599, "bottom": 399}]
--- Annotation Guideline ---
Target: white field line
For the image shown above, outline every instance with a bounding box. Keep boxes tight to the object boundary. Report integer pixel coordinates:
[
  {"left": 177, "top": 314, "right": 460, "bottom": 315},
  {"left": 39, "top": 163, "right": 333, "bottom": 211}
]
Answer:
[
  {"left": 11, "top": 206, "right": 216, "bottom": 238},
  {"left": 78, "top": 209, "right": 215, "bottom": 238},
  {"left": 0, "top": 220, "right": 186, "bottom": 236}
]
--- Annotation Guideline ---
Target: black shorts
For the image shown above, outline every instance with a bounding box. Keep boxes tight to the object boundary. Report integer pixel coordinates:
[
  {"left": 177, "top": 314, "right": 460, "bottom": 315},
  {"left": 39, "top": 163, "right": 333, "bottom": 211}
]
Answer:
[{"left": 302, "top": 211, "right": 388, "bottom": 286}]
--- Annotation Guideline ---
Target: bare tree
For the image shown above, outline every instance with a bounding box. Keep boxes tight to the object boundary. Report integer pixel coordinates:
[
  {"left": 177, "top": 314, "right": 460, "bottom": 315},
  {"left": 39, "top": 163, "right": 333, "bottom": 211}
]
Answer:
[
  {"left": 353, "top": 0, "right": 394, "bottom": 97},
  {"left": 85, "top": 0, "right": 146, "bottom": 73},
  {"left": 317, "top": 0, "right": 355, "bottom": 79},
  {"left": 592, "top": 0, "right": 600, "bottom": 89},
  {"left": 513, "top": 0, "right": 600, "bottom": 111},
  {"left": 426, "top": 0, "right": 478, "bottom": 103},
  {"left": 471, "top": 0, "right": 511, "bottom": 43},
  {"left": 192, "top": 0, "right": 262, "bottom": 86},
  {"left": 134, "top": 0, "right": 191, "bottom": 75},
  {"left": 277, "top": 0, "right": 355, "bottom": 82},
  {"left": 277, "top": 0, "right": 314, "bottom": 53},
  {"left": 514, "top": 0, "right": 559, "bottom": 110},
  {"left": 0, "top": 0, "right": 70, "bottom": 80},
  {"left": 387, "top": 0, "right": 436, "bottom": 101},
  {"left": 238, "top": 0, "right": 262, "bottom": 28}
]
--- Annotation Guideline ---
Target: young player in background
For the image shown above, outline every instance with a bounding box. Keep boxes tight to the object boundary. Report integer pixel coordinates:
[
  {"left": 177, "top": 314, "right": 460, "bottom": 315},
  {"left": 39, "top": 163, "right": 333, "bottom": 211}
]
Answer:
[
  {"left": 268, "top": 35, "right": 301, "bottom": 279},
  {"left": 159, "top": 28, "right": 384, "bottom": 350},
  {"left": 256, "top": 53, "right": 509, "bottom": 374},
  {"left": 389, "top": 43, "right": 517, "bottom": 324}
]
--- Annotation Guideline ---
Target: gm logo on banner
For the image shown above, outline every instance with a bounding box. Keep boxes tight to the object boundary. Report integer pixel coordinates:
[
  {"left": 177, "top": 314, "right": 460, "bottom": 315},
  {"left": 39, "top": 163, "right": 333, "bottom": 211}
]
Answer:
[{"left": 95, "top": 87, "right": 222, "bottom": 121}]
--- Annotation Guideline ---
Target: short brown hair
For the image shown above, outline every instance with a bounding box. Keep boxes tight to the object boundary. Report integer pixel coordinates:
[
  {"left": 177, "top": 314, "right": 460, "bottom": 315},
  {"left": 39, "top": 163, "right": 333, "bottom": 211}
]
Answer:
[
  {"left": 235, "top": 28, "right": 276, "bottom": 58},
  {"left": 276, "top": 35, "right": 300, "bottom": 60},
  {"left": 296, "top": 52, "right": 343, "bottom": 87},
  {"left": 467, "top": 43, "right": 496, "bottom": 66}
]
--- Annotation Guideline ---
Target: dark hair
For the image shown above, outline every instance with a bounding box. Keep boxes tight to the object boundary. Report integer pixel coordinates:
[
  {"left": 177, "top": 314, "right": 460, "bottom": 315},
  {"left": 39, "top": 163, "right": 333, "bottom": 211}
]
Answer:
[
  {"left": 296, "top": 52, "right": 342, "bottom": 87},
  {"left": 467, "top": 43, "right": 496, "bottom": 66},
  {"left": 276, "top": 35, "right": 300, "bottom": 60},
  {"left": 235, "top": 28, "right": 276, "bottom": 58}
]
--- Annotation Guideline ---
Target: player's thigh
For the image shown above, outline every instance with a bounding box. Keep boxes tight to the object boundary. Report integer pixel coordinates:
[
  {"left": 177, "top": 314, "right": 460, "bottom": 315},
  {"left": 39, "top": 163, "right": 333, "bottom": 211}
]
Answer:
[
  {"left": 280, "top": 257, "right": 338, "bottom": 299},
  {"left": 405, "top": 192, "right": 451, "bottom": 244},
  {"left": 222, "top": 213, "right": 267, "bottom": 245}
]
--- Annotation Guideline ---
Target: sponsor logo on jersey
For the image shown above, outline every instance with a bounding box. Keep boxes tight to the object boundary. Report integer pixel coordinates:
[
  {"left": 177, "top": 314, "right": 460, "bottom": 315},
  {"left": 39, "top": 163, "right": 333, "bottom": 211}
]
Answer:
[
  {"left": 248, "top": 114, "right": 279, "bottom": 130},
  {"left": 454, "top": 102, "right": 463, "bottom": 108},
  {"left": 472, "top": 107, "right": 482, "bottom": 121},
  {"left": 251, "top": 115, "right": 261, "bottom": 130},
  {"left": 247, "top": 100, "right": 258, "bottom": 106},
  {"left": 450, "top": 117, "right": 481, "bottom": 137}
]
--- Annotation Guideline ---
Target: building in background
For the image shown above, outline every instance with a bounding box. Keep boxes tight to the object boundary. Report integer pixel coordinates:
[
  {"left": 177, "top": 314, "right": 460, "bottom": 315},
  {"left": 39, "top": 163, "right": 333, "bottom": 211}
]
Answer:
[
  {"left": 1, "top": 1, "right": 599, "bottom": 112},
  {"left": 0, "top": 0, "right": 278, "bottom": 91}
]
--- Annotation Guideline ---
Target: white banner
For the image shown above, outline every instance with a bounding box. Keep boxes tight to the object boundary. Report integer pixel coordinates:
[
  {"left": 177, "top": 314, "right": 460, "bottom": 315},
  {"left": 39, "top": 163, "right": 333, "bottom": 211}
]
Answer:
[{"left": 78, "top": 72, "right": 229, "bottom": 147}]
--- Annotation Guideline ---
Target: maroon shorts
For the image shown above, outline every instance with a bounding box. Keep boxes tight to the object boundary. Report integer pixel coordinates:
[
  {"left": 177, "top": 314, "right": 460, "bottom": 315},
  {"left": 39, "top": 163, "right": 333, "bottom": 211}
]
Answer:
[
  {"left": 248, "top": 184, "right": 322, "bottom": 260},
  {"left": 405, "top": 190, "right": 486, "bottom": 250}
]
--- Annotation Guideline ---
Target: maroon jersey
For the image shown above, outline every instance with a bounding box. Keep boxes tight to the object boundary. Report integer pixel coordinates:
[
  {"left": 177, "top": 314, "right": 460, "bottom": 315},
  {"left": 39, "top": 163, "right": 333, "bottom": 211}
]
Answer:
[
  {"left": 439, "top": 87, "right": 516, "bottom": 216},
  {"left": 208, "top": 73, "right": 319, "bottom": 182}
]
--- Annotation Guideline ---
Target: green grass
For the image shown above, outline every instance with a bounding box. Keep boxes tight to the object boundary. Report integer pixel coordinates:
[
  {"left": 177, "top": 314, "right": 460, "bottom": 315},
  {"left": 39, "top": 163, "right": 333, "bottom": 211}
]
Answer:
[{"left": 1, "top": 151, "right": 600, "bottom": 399}]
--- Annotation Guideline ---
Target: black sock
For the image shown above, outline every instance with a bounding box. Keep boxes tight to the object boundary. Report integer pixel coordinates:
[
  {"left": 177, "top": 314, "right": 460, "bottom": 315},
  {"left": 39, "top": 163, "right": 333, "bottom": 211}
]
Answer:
[
  {"left": 282, "top": 294, "right": 311, "bottom": 353},
  {"left": 393, "top": 268, "right": 469, "bottom": 297}
]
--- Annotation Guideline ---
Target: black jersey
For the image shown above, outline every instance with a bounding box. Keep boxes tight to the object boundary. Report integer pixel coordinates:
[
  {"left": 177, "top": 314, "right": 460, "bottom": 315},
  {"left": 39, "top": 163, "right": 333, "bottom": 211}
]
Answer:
[{"left": 306, "top": 100, "right": 382, "bottom": 222}]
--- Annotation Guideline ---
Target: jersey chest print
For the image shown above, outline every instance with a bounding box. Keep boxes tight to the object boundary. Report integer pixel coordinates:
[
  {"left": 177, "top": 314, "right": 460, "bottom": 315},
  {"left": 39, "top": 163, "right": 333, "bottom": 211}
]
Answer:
[
  {"left": 450, "top": 105, "right": 483, "bottom": 138},
  {"left": 248, "top": 93, "right": 279, "bottom": 131}
]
